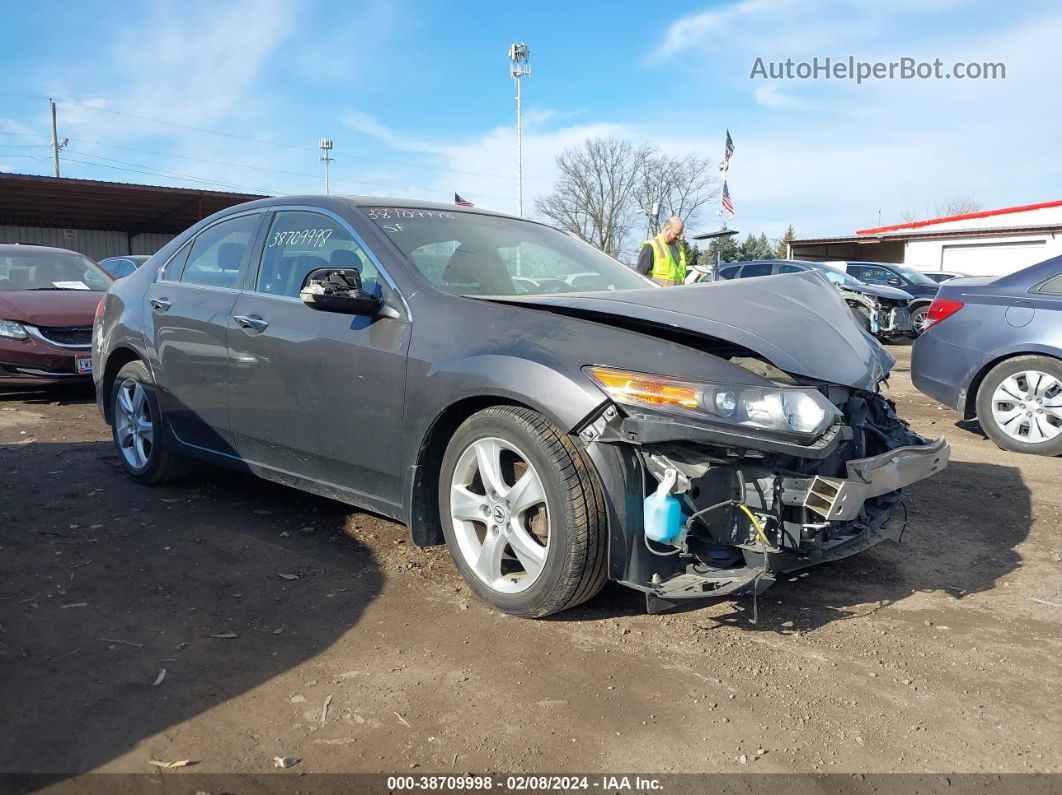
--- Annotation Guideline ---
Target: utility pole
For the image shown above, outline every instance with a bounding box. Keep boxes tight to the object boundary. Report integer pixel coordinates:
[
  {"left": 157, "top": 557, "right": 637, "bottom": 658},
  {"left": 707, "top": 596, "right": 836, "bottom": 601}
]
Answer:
[
  {"left": 319, "top": 138, "right": 334, "bottom": 194},
  {"left": 50, "top": 99, "right": 60, "bottom": 178},
  {"left": 508, "top": 43, "right": 531, "bottom": 217}
]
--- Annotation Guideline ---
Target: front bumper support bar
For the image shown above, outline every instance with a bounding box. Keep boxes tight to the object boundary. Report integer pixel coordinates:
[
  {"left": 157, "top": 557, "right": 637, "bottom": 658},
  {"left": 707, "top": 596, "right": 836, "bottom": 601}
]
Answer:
[{"left": 804, "top": 437, "right": 949, "bottom": 521}]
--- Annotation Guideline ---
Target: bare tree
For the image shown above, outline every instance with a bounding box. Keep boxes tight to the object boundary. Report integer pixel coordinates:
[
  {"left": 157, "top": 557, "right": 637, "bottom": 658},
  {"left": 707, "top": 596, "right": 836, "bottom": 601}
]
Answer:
[
  {"left": 536, "top": 137, "right": 716, "bottom": 259},
  {"left": 535, "top": 138, "right": 650, "bottom": 257},
  {"left": 900, "top": 195, "right": 982, "bottom": 223},
  {"left": 633, "top": 152, "right": 718, "bottom": 239}
]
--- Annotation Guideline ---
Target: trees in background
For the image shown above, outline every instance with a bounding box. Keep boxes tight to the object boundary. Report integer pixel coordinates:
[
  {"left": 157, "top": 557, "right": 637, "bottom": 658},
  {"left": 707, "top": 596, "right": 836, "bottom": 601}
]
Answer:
[
  {"left": 536, "top": 137, "right": 717, "bottom": 259},
  {"left": 701, "top": 226, "right": 795, "bottom": 265},
  {"left": 900, "top": 195, "right": 982, "bottom": 223}
]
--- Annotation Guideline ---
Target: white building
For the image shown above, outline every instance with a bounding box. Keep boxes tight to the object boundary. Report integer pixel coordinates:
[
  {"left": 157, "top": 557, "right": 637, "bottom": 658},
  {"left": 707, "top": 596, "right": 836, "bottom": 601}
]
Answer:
[{"left": 789, "top": 200, "right": 1062, "bottom": 276}]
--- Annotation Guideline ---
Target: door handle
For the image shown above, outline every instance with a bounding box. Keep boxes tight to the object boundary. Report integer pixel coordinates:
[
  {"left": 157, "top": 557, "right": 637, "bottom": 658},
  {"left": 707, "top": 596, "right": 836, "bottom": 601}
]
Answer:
[
  {"left": 233, "top": 314, "right": 269, "bottom": 333},
  {"left": 149, "top": 297, "right": 171, "bottom": 312}
]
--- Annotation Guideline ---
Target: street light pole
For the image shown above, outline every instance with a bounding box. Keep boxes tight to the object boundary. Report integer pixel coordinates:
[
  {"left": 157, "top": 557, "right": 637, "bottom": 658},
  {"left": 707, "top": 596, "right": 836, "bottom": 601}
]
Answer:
[{"left": 508, "top": 43, "right": 531, "bottom": 217}]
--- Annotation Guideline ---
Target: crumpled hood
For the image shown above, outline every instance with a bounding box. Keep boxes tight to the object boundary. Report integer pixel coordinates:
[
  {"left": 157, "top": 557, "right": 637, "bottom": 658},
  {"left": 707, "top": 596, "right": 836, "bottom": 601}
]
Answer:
[
  {"left": 0, "top": 290, "right": 104, "bottom": 327},
  {"left": 489, "top": 270, "right": 895, "bottom": 391}
]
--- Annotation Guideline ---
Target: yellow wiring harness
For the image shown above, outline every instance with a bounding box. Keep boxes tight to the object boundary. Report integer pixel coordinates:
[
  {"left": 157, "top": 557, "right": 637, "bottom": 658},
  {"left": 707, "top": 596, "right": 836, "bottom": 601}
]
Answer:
[{"left": 737, "top": 503, "right": 772, "bottom": 548}]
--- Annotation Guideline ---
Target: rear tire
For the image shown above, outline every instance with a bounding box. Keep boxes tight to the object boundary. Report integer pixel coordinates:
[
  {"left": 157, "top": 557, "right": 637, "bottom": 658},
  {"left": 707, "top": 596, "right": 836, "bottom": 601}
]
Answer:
[
  {"left": 438, "top": 406, "right": 608, "bottom": 618},
  {"left": 975, "top": 355, "right": 1062, "bottom": 456},
  {"left": 110, "top": 360, "right": 191, "bottom": 483}
]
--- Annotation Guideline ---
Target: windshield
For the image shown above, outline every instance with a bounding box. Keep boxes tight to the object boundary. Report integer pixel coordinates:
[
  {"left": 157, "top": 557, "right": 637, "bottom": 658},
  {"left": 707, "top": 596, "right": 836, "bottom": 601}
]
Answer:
[
  {"left": 814, "top": 266, "right": 862, "bottom": 287},
  {"left": 0, "top": 249, "right": 113, "bottom": 291},
  {"left": 892, "top": 267, "right": 937, "bottom": 286},
  {"left": 361, "top": 206, "right": 651, "bottom": 296}
]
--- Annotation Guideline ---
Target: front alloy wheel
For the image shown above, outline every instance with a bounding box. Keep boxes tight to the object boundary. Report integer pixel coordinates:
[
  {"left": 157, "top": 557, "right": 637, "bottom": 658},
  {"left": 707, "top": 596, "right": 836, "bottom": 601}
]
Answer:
[
  {"left": 439, "top": 406, "right": 608, "bottom": 617},
  {"left": 449, "top": 437, "right": 550, "bottom": 593},
  {"left": 911, "top": 305, "right": 930, "bottom": 336}
]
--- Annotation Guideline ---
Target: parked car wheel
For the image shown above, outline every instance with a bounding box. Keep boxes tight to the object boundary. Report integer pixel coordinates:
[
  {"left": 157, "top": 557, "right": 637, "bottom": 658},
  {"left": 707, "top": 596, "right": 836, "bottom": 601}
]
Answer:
[
  {"left": 850, "top": 305, "right": 872, "bottom": 334},
  {"left": 975, "top": 355, "right": 1062, "bottom": 456},
  {"left": 110, "top": 360, "right": 190, "bottom": 483},
  {"left": 910, "top": 305, "right": 930, "bottom": 336},
  {"left": 438, "top": 406, "right": 608, "bottom": 617}
]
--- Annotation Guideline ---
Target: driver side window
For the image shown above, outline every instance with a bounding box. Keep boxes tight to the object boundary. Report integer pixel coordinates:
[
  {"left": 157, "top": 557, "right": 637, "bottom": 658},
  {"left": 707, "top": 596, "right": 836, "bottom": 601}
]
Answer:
[
  {"left": 858, "top": 266, "right": 895, "bottom": 286},
  {"left": 255, "top": 211, "right": 380, "bottom": 298}
]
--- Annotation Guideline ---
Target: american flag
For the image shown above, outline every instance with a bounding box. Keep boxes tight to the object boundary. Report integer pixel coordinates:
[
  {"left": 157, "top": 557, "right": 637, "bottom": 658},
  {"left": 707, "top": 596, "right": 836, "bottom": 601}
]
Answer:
[
  {"left": 721, "top": 180, "right": 735, "bottom": 219},
  {"left": 454, "top": 193, "right": 474, "bottom": 207},
  {"left": 719, "top": 129, "right": 735, "bottom": 174}
]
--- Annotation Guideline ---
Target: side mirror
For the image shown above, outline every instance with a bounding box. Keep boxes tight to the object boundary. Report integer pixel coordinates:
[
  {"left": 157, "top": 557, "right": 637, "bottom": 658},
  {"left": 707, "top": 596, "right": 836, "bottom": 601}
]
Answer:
[
  {"left": 887, "top": 277, "right": 903, "bottom": 287},
  {"left": 300, "top": 268, "right": 381, "bottom": 315}
]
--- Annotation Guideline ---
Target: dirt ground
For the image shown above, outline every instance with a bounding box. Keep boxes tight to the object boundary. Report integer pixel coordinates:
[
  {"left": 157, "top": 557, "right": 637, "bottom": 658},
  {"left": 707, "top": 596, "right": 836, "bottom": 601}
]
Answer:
[{"left": 1, "top": 344, "right": 1060, "bottom": 778}]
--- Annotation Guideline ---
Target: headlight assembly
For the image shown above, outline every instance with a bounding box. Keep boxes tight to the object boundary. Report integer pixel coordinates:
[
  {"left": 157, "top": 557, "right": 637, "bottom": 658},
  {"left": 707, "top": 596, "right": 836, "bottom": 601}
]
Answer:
[
  {"left": 584, "top": 366, "right": 841, "bottom": 440},
  {"left": 0, "top": 320, "right": 28, "bottom": 340}
]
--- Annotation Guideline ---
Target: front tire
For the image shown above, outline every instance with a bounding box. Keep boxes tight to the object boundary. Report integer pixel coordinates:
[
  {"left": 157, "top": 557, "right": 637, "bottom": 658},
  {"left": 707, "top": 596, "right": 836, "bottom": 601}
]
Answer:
[
  {"left": 438, "top": 406, "right": 608, "bottom": 618},
  {"left": 910, "top": 304, "right": 930, "bottom": 337},
  {"left": 975, "top": 355, "right": 1062, "bottom": 456},
  {"left": 110, "top": 360, "right": 190, "bottom": 483}
]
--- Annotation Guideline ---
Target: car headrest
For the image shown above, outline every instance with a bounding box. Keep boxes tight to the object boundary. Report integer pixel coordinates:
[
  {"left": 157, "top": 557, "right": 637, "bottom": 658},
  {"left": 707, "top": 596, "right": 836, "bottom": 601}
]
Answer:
[
  {"left": 217, "top": 242, "right": 244, "bottom": 271},
  {"left": 442, "top": 244, "right": 514, "bottom": 295},
  {"left": 329, "top": 249, "right": 362, "bottom": 270}
]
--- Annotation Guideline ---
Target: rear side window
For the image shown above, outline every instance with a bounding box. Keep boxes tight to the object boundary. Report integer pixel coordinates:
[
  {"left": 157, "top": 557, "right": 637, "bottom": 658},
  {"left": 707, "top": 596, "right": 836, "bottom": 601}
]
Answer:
[
  {"left": 741, "top": 262, "right": 773, "bottom": 277},
  {"left": 254, "top": 211, "right": 381, "bottom": 298},
  {"left": 179, "top": 214, "right": 261, "bottom": 288},
  {"left": 1036, "top": 273, "right": 1062, "bottom": 294},
  {"left": 718, "top": 266, "right": 739, "bottom": 280}
]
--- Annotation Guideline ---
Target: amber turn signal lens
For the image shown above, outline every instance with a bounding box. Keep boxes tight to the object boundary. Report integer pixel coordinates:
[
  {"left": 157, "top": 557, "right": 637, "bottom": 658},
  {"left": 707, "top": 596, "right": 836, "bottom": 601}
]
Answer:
[{"left": 585, "top": 367, "right": 700, "bottom": 409}]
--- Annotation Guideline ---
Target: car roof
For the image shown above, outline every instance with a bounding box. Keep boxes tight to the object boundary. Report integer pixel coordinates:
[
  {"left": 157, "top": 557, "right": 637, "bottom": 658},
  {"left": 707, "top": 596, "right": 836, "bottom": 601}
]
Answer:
[{"left": 0, "top": 243, "right": 84, "bottom": 256}]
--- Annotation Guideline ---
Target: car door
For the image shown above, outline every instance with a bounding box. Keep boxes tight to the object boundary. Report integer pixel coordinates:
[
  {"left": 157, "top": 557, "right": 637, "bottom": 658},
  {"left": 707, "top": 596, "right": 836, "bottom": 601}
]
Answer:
[
  {"left": 226, "top": 208, "right": 411, "bottom": 507},
  {"left": 145, "top": 211, "right": 265, "bottom": 453}
]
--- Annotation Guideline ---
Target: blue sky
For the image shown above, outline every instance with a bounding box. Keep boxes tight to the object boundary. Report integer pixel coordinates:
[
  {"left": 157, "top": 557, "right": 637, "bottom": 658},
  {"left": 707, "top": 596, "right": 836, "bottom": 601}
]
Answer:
[{"left": 1, "top": 0, "right": 1059, "bottom": 240}]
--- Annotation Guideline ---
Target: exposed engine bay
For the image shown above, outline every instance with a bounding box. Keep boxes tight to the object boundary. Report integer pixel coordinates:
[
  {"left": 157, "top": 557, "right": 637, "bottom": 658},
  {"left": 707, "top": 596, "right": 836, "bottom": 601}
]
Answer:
[
  {"left": 578, "top": 361, "right": 948, "bottom": 615},
  {"left": 839, "top": 287, "right": 913, "bottom": 337}
]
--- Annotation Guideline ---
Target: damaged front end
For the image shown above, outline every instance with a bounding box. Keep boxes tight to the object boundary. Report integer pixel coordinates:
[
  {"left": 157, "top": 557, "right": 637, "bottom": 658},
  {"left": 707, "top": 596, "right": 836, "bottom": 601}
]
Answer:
[
  {"left": 839, "top": 287, "right": 913, "bottom": 338},
  {"left": 578, "top": 368, "right": 948, "bottom": 615}
]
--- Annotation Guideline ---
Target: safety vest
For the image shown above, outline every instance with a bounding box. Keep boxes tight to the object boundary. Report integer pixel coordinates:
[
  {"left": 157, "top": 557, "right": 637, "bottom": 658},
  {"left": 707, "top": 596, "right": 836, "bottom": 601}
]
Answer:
[{"left": 640, "top": 234, "right": 687, "bottom": 285}]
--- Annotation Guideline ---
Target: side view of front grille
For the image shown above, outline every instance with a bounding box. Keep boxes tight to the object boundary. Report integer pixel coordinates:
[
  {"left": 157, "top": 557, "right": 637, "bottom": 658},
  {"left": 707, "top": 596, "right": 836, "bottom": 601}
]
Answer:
[{"left": 27, "top": 325, "right": 92, "bottom": 348}]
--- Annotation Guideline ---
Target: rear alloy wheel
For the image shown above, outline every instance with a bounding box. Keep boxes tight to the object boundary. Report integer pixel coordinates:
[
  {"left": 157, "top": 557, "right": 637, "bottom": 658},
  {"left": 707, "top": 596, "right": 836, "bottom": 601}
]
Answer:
[
  {"left": 115, "top": 379, "right": 153, "bottom": 470},
  {"left": 910, "top": 305, "right": 930, "bottom": 336},
  {"left": 439, "top": 406, "right": 608, "bottom": 617},
  {"left": 976, "top": 355, "right": 1062, "bottom": 456},
  {"left": 110, "top": 360, "right": 190, "bottom": 483}
]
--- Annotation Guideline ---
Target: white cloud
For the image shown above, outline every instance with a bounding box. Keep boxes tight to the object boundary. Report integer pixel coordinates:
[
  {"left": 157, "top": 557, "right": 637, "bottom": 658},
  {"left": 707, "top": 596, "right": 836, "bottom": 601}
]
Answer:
[
  {"left": 752, "top": 85, "right": 817, "bottom": 110},
  {"left": 650, "top": 0, "right": 790, "bottom": 60}
]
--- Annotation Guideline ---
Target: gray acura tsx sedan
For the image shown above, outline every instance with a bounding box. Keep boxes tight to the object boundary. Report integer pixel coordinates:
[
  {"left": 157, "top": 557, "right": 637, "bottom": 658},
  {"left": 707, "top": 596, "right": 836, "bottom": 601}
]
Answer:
[{"left": 93, "top": 195, "right": 949, "bottom": 617}]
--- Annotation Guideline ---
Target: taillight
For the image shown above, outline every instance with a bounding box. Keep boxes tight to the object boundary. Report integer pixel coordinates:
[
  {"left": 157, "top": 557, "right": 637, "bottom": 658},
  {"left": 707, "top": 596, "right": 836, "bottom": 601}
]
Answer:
[
  {"left": 924, "top": 298, "right": 964, "bottom": 329},
  {"left": 94, "top": 298, "right": 105, "bottom": 321}
]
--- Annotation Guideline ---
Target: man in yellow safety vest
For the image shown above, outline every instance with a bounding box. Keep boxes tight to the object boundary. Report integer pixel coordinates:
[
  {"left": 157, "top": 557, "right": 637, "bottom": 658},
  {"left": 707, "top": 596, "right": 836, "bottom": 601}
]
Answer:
[{"left": 636, "top": 216, "right": 687, "bottom": 286}]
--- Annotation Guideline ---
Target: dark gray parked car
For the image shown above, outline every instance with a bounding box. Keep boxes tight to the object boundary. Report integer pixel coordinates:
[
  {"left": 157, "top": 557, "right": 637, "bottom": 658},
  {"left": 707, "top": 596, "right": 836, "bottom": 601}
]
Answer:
[
  {"left": 912, "top": 257, "right": 1062, "bottom": 456},
  {"left": 718, "top": 259, "right": 915, "bottom": 338},
  {"left": 94, "top": 196, "right": 948, "bottom": 616}
]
